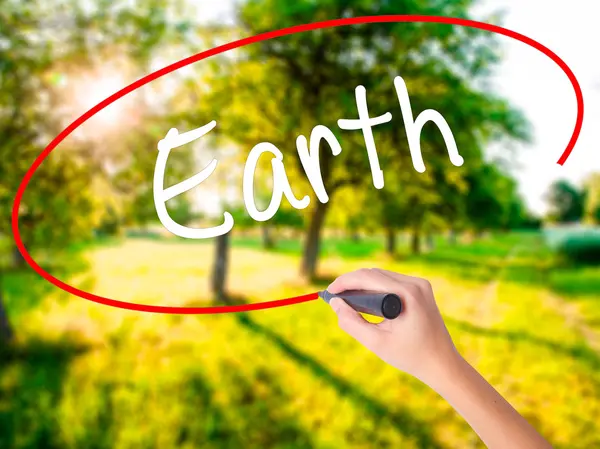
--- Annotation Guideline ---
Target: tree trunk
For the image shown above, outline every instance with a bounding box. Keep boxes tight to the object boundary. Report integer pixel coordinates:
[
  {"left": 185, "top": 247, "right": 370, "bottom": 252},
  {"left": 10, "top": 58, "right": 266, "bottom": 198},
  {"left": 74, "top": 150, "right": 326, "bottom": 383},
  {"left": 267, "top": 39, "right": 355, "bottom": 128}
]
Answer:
[
  {"left": 301, "top": 201, "right": 329, "bottom": 280},
  {"left": 386, "top": 227, "right": 396, "bottom": 256},
  {"left": 261, "top": 225, "right": 275, "bottom": 249},
  {"left": 0, "top": 276, "right": 13, "bottom": 343},
  {"left": 426, "top": 233, "right": 435, "bottom": 251},
  {"left": 411, "top": 229, "right": 421, "bottom": 255},
  {"left": 211, "top": 233, "right": 230, "bottom": 302},
  {"left": 12, "top": 244, "right": 25, "bottom": 268}
]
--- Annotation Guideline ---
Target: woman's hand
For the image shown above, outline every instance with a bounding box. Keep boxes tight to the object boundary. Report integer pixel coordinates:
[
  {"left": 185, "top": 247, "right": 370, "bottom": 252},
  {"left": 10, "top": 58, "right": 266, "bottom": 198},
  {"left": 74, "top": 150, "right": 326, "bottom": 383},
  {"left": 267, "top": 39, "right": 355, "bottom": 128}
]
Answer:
[
  {"left": 327, "top": 268, "right": 553, "bottom": 449},
  {"left": 327, "top": 268, "right": 459, "bottom": 384}
]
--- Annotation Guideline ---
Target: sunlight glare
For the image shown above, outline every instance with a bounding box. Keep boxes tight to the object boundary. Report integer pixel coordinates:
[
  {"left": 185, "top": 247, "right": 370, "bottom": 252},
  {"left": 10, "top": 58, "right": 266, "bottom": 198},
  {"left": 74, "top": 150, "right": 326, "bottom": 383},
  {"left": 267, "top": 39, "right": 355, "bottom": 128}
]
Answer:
[
  {"left": 73, "top": 72, "right": 128, "bottom": 128},
  {"left": 56, "top": 62, "right": 140, "bottom": 141}
]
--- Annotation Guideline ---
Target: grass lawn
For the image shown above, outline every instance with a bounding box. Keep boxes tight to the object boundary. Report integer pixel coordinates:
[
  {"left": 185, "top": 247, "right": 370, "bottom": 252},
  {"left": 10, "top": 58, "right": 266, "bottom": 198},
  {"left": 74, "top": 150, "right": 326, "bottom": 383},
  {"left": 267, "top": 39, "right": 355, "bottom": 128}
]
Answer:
[{"left": 1, "top": 232, "right": 599, "bottom": 449}]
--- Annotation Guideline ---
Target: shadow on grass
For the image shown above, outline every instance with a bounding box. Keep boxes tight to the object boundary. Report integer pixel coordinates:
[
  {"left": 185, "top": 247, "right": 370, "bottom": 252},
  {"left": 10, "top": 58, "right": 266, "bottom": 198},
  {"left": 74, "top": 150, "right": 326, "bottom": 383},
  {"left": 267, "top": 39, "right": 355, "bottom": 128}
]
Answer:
[
  {"left": 402, "top": 249, "right": 554, "bottom": 283},
  {"left": 1, "top": 248, "right": 91, "bottom": 321},
  {"left": 225, "top": 304, "right": 444, "bottom": 448},
  {"left": 202, "top": 288, "right": 444, "bottom": 446},
  {"left": 547, "top": 266, "right": 600, "bottom": 298},
  {"left": 417, "top": 250, "right": 600, "bottom": 301},
  {"left": 176, "top": 371, "right": 251, "bottom": 448},
  {"left": 220, "top": 363, "right": 317, "bottom": 448},
  {"left": 446, "top": 317, "right": 600, "bottom": 372},
  {"left": 405, "top": 253, "right": 503, "bottom": 283},
  {"left": 180, "top": 364, "right": 317, "bottom": 448},
  {"left": 0, "top": 338, "right": 92, "bottom": 449},
  {"left": 403, "top": 244, "right": 598, "bottom": 304}
]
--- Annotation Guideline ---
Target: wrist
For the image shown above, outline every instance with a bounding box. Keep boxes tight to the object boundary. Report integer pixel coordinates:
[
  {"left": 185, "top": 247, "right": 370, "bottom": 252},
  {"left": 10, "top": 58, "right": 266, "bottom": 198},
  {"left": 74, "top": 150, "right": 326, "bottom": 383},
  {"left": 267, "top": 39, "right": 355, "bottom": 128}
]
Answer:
[{"left": 419, "top": 347, "right": 469, "bottom": 393}]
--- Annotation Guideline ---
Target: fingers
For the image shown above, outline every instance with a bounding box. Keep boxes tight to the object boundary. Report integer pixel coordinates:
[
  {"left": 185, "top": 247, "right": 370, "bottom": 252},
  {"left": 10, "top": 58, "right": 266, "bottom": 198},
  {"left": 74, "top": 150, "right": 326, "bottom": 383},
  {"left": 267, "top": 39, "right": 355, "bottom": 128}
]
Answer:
[
  {"left": 374, "top": 268, "right": 433, "bottom": 297},
  {"left": 371, "top": 268, "right": 422, "bottom": 285},
  {"left": 327, "top": 268, "right": 416, "bottom": 307},
  {"left": 328, "top": 268, "right": 398, "bottom": 294},
  {"left": 330, "top": 297, "right": 382, "bottom": 348}
]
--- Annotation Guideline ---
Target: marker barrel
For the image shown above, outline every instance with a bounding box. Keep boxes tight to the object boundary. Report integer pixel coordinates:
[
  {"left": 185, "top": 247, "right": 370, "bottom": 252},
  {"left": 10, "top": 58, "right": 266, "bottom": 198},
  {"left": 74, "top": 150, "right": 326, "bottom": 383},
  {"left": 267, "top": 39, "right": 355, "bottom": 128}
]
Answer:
[{"left": 320, "top": 290, "right": 402, "bottom": 319}]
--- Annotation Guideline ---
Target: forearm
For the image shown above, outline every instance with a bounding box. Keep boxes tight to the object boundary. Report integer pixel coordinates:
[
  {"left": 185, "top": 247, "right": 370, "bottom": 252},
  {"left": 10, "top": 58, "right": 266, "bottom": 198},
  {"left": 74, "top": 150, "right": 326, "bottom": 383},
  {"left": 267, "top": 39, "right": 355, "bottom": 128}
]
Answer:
[
  {"left": 326, "top": 269, "right": 552, "bottom": 447},
  {"left": 428, "top": 353, "right": 552, "bottom": 449}
]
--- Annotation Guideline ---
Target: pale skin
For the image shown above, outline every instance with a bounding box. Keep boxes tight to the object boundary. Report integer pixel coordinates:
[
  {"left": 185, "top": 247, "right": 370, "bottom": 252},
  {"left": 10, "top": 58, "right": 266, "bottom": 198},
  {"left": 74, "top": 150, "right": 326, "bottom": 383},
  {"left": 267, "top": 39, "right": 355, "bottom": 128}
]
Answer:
[{"left": 327, "top": 268, "right": 553, "bottom": 449}]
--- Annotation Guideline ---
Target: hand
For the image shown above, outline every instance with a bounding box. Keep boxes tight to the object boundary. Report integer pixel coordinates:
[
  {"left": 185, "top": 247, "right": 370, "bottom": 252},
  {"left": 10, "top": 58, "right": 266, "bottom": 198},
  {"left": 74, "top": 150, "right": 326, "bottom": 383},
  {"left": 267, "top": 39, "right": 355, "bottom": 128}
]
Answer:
[
  {"left": 328, "top": 268, "right": 553, "bottom": 449},
  {"left": 327, "top": 268, "right": 459, "bottom": 385}
]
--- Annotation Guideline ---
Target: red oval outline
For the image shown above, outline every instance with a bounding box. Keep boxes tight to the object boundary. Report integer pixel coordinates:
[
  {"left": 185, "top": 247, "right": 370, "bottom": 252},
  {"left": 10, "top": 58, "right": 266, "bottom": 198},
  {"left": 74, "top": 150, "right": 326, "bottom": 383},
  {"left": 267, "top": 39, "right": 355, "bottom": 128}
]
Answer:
[{"left": 12, "top": 15, "right": 584, "bottom": 314}]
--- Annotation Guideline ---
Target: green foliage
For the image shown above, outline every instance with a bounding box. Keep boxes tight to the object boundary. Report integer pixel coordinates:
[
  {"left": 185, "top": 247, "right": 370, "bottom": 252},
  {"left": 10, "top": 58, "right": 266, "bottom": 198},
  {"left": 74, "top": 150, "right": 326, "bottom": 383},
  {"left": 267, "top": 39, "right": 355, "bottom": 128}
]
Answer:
[
  {"left": 557, "top": 231, "right": 600, "bottom": 265},
  {"left": 115, "top": 120, "right": 198, "bottom": 228},
  {"left": 1, "top": 0, "right": 197, "bottom": 252},
  {"left": 271, "top": 207, "right": 304, "bottom": 229},
  {"left": 1, "top": 1, "right": 71, "bottom": 249},
  {"left": 189, "top": 0, "right": 530, "bottom": 268},
  {"left": 96, "top": 206, "right": 122, "bottom": 237},
  {"left": 583, "top": 173, "right": 600, "bottom": 224},
  {"left": 464, "top": 162, "right": 525, "bottom": 231},
  {"left": 229, "top": 206, "right": 257, "bottom": 230},
  {"left": 230, "top": 203, "right": 304, "bottom": 231},
  {"left": 593, "top": 207, "right": 600, "bottom": 224},
  {"left": 547, "top": 180, "right": 586, "bottom": 223}
]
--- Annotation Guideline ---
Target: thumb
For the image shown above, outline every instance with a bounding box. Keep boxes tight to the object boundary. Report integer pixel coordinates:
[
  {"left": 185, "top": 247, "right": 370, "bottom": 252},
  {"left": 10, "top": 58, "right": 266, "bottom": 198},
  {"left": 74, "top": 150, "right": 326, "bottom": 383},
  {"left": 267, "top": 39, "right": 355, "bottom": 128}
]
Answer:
[{"left": 330, "top": 297, "right": 381, "bottom": 347}]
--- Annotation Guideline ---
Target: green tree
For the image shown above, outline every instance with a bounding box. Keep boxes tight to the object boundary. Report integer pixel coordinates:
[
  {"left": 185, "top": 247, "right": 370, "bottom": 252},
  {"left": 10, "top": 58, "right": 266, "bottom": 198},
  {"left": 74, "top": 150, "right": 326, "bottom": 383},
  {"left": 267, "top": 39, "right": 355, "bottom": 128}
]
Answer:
[
  {"left": 56, "top": 0, "right": 197, "bottom": 233},
  {"left": 327, "top": 187, "right": 373, "bottom": 243},
  {"left": 547, "top": 180, "right": 585, "bottom": 224},
  {"left": 270, "top": 205, "right": 305, "bottom": 246},
  {"left": 365, "top": 73, "right": 526, "bottom": 254},
  {"left": 230, "top": 205, "right": 257, "bottom": 232},
  {"left": 233, "top": 0, "right": 527, "bottom": 275},
  {"left": 0, "top": 0, "right": 194, "bottom": 342},
  {"left": 464, "top": 163, "right": 511, "bottom": 233},
  {"left": 1, "top": 1, "right": 93, "bottom": 341},
  {"left": 583, "top": 173, "right": 600, "bottom": 224},
  {"left": 178, "top": 0, "right": 528, "bottom": 277},
  {"left": 1, "top": 1, "right": 53, "bottom": 266}
]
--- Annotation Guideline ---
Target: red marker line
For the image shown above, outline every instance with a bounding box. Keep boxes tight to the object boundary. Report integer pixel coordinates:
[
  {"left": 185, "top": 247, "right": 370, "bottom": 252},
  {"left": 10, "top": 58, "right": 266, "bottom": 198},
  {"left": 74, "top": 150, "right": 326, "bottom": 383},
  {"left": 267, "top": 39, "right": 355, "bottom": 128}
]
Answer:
[{"left": 11, "top": 15, "right": 584, "bottom": 314}]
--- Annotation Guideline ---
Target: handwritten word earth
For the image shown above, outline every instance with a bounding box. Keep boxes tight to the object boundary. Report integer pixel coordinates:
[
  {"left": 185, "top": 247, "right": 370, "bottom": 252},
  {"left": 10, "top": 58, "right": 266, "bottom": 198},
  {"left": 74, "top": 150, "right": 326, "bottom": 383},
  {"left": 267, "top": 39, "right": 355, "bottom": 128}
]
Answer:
[{"left": 153, "top": 75, "right": 463, "bottom": 239}]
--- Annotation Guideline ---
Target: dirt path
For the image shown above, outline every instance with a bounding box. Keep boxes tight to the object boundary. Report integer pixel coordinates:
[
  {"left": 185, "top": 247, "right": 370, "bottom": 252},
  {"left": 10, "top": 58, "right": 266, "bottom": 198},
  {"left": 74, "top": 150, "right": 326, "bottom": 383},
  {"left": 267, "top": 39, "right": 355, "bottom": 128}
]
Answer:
[
  {"left": 543, "top": 291, "right": 600, "bottom": 352},
  {"left": 497, "top": 243, "right": 600, "bottom": 354}
]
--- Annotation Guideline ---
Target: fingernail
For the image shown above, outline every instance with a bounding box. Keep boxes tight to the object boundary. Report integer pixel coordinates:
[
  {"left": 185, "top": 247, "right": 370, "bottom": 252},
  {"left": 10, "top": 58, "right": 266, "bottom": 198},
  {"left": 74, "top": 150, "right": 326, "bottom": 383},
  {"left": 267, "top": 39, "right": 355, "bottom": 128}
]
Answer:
[{"left": 329, "top": 297, "right": 342, "bottom": 313}]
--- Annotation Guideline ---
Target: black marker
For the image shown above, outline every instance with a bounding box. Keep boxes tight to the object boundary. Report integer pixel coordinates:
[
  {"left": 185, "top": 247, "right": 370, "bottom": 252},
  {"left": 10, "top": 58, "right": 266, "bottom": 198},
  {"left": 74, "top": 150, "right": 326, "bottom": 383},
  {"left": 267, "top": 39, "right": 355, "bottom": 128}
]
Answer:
[{"left": 319, "top": 290, "right": 403, "bottom": 319}]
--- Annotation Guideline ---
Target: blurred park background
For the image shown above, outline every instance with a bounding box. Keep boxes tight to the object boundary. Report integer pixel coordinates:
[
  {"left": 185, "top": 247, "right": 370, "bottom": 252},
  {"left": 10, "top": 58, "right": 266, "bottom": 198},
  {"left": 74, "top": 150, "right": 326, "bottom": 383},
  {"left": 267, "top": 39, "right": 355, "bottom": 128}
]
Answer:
[{"left": 2, "top": 0, "right": 600, "bottom": 448}]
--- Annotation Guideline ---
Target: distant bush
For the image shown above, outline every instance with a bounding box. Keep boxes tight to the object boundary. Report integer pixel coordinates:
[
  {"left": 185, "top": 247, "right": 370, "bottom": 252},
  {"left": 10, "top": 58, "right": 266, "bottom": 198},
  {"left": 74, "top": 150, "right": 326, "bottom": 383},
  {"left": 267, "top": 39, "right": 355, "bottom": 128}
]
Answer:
[
  {"left": 558, "top": 232, "right": 600, "bottom": 264},
  {"left": 518, "top": 216, "right": 543, "bottom": 230},
  {"left": 96, "top": 206, "right": 122, "bottom": 237}
]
